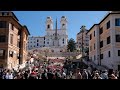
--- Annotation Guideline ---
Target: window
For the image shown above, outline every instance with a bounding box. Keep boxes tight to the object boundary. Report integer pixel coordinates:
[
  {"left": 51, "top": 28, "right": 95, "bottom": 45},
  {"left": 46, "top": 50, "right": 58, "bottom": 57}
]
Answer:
[
  {"left": 47, "top": 42, "right": 49, "bottom": 44},
  {"left": 94, "top": 43, "right": 95, "bottom": 50},
  {"left": 63, "top": 38, "right": 64, "bottom": 44},
  {"left": 47, "top": 25, "right": 50, "bottom": 29},
  {"left": 0, "top": 21, "right": 7, "bottom": 28},
  {"left": 37, "top": 39, "right": 39, "bottom": 42},
  {"left": 118, "top": 50, "right": 120, "bottom": 56},
  {"left": 100, "top": 41, "right": 103, "bottom": 48},
  {"left": 37, "top": 43, "right": 39, "bottom": 46},
  {"left": 2, "top": 12, "right": 5, "bottom": 16},
  {"left": 63, "top": 38, "right": 64, "bottom": 41},
  {"left": 86, "top": 43, "right": 88, "bottom": 46},
  {"left": 116, "top": 35, "right": 120, "bottom": 42},
  {"left": 60, "top": 50, "right": 63, "bottom": 52},
  {"left": 99, "top": 27, "right": 103, "bottom": 34},
  {"left": 108, "top": 51, "right": 110, "bottom": 57},
  {"left": 0, "top": 35, "right": 6, "bottom": 42},
  {"left": 107, "top": 21, "right": 110, "bottom": 29},
  {"left": 10, "top": 34, "right": 13, "bottom": 44},
  {"left": 94, "top": 55, "right": 96, "bottom": 61},
  {"left": 34, "top": 45, "right": 35, "bottom": 47},
  {"left": 9, "top": 51, "right": 13, "bottom": 57},
  {"left": 44, "top": 37, "right": 45, "bottom": 40},
  {"left": 0, "top": 49, "right": 5, "bottom": 59},
  {"left": 107, "top": 36, "right": 110, "bottom": 44},
  {"left": 31, "top": 42, "right": 32, "bottom": 43},
  {"left": 94, "top": 31, "right": 95, "bottom": 37},
  {"left": 44, "top": 41, "right": 45, "bottom": 44},
  {"left": 62, "top": 24, "right": 65, "bottom": 27},
  {"left": 100, "top": 54, "right": 103, "bottom": 59},
  {"left": 115, "top": 18, "right": 120, "bottom": 26},
  {"left": 90, "top": 34, "right": 92, "bottom": 40}
]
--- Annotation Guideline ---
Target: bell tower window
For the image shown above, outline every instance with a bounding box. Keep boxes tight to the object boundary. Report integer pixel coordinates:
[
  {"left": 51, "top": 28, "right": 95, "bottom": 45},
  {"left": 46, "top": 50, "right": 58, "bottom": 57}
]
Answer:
[
  {"left": 47, "top": 25, "right": 50, "bottom": 29},
  {"left": 62, "top": 24, "right": 65, "bottom": 27}
]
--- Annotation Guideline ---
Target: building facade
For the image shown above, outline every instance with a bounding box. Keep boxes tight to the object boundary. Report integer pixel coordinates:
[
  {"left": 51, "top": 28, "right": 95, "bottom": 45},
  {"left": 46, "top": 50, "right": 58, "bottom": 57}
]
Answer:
[
  {"left": 76, "top": 26, "right": 89, "bottom": 54},
  {"left": 87, "top": 11, "right": 120, "bottom": 70},
  {"left": 0, "top": 11, "right": 30, "bottom": 69},
  {"left": 28, "top": 16, "right": 68, "bottom": 52},
  {"left": 28, "top": 36, "right": 45, "bottom": 50}
]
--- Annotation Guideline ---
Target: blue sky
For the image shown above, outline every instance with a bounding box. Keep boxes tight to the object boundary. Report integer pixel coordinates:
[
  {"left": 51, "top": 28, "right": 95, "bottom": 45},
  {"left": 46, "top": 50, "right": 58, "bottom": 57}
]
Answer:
[{"left": 14, "top": 11, "right": 108, "bottom": 41}]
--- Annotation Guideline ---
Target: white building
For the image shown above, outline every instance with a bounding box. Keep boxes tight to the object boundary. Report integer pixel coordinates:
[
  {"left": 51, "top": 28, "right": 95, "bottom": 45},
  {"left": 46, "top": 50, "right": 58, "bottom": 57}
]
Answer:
[
  {"left": 28, "top": 16, "right": 68, "bottom": 52},
  {"left": 28, "top": 36, "right": 45, "bottom": 50},
  {"left": 87, "top": 11, "right": 120, "bottom": 70}
]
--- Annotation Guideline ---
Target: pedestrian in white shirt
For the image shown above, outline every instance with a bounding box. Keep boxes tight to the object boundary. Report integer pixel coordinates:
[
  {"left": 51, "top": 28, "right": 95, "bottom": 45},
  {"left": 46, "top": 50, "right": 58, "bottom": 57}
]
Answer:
[{"left": 5, "top": 70, "right": 13, "bottom": 79}]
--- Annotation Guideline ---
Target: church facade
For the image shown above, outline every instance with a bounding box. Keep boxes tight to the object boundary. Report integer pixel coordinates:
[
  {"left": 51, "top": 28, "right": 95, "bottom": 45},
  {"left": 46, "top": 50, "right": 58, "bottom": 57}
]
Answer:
[{"left": 28, "top": 16, "right": 68, "bottom": 52}]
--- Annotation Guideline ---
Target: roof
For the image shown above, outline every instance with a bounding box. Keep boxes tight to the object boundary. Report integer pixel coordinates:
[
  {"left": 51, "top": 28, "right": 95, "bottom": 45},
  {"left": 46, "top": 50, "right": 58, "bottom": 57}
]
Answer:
[
  {"left": 0, "top": 11, "right": 19, "bottom": 21},
  {"left": 87, "top": 12, "right": 120, "bottom": 34},
  {"left": 29, "top": 36, "right": 45, "bottom": 38},
  {"left": 87, "top": 24, "right": 99, "bottom": 34},
  {"left": 11, "top": 12, "right": 19, "bottom": 21},
  {"left": 23, "top": 25, "right": 30, "bottom": 35}
]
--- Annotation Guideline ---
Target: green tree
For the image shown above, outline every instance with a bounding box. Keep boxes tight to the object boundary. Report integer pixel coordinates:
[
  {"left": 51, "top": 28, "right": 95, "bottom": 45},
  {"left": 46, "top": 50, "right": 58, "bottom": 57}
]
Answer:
[{"left": 67, "top": 38, "right": 76, "bottom": 52}]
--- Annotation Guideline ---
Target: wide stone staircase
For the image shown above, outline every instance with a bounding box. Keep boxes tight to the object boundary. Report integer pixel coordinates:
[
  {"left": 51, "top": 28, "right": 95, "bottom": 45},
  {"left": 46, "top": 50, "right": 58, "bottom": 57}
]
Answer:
[{"left": 82, "top": 59, "right": 109, "bottom": 70}]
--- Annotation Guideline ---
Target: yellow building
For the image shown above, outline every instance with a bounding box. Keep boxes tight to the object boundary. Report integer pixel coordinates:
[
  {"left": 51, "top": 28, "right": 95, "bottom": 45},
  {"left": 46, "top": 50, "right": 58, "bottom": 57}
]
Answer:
[
  {"left": 0, "top": 11, "right": 30, "bottom": 69},
  {"left": 87, "top": 11, "right": 120, "bottom": 70}
]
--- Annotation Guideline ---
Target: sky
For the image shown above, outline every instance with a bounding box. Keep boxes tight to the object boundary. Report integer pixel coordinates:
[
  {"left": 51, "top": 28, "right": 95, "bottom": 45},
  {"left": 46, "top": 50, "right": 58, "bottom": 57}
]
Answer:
[{"left": 14, "top": 11, "right": 108, "bottom": 41}]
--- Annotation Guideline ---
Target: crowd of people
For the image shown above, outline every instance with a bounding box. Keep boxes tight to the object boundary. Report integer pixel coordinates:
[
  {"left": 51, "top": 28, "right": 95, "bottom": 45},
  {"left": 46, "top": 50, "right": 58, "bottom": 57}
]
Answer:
[
  {"left": 0, "top": 50, "right": 120, "bottom": 79},
  {"left": 0, "top": 57, "right": 120, "bottom": 79}
]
